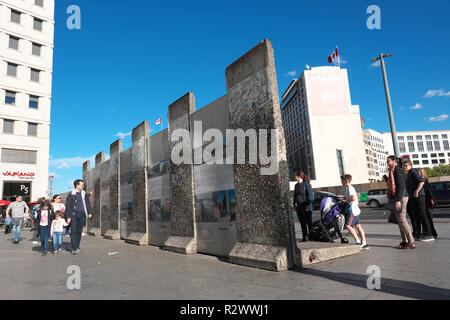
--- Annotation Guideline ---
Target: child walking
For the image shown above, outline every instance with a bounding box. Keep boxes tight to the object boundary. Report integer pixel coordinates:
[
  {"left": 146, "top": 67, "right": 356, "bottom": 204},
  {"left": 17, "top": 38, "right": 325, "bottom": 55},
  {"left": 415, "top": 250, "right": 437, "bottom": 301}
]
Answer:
[
  {"left": 341, "top": 174, "right": 369, "bottom": 250},
  {"left": 51, "top": 211, "right": 68, "bottom": 255}
]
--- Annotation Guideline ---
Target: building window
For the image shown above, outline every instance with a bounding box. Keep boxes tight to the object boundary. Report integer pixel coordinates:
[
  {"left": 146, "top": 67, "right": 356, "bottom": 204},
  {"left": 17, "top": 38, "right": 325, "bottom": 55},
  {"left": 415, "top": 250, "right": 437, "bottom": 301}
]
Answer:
[
  {"left": 408, "top": 142, "right": 415, "bottom": 153},
  {"left": 422, "top": 154, "right": 428, "bottom": 158},
  {"left": 426, "top": 135, "right": 431, "bottom": 140},
  {"left": 442, "top": 134, "right": 448, "bottom": 139},
  {"left": 399, "top": 142, "right": 406, "bottom": 153},
  {"left": 423, "top": 160, "right": 429, "bottom": 165},
  {"left": 417, "top": 141, "right": 424, "bottom": 152},
  {"left": 35, "top": 0, "right": 44, "bottom": 7},
  {"left": 29, "top": 95, "right": 39, "bottom": 109},
  {"left": 412, "top": 154, "right": 419, "bottom": 159},
  {"left": 439, "top": 153, "right": 445, "bottom": 157},
  {"left": 432, "top": 160, "right": 438, "bottom": 164},
  {"left": 7, "top": 63, "right": 18, "bottom": 77},
  {"left": 27, "top": 123, "right": 38, "bottom": 137},
  {"left": 416, "top": 136, "right": 423, "bottom": 141},
  {"left": 10, "top": 10, "right": 21, "bottom": 24},
  {"left": 434, "top": 141, "right": 441, "bottom": 151},
  {"left": 30, "top": 69, "right": 40, "bottom": 82},
  {"left": 8, "top": 35, "right": 20, "bottom": 50},
  {"left": 431, "top": 154, "right": 437, "bottom": 158},
  {"left": 3, "top": 120, "right": 15, "bottom": 134},
  {"left": 407, "top": 136, "right": 413, "bottom": 141},
  {"left": 1, "top": 148, "right": 37, "bottom": 164},
  {"left": 413, "top": 160, "right": 420, "bottom": 166},
  {"left": 433, "top": 135, "right": 439, "bottom": 140},
  {"left": 398, "top": 136, "right": 404, "bottom": 142},
  {"left": 427, "top": 141, "right": 433, "bottom": 151},
  {"left": 336, "top": 150, "right": 345, "bottom": 176},
  {"left": 5, "top": 91, "right": 16, "bottom": 105},
  {"left": 444, "top": 140, "right": 450, "bottom": 151},
  {"left": 32, "top": 43, "right": 42, "bottom": 56},
  {"left": 440, "top": 159, "right": 446, "bottom": 164},
  {"left": 33, "top": 18, "right": 43, "bottom": 31}
]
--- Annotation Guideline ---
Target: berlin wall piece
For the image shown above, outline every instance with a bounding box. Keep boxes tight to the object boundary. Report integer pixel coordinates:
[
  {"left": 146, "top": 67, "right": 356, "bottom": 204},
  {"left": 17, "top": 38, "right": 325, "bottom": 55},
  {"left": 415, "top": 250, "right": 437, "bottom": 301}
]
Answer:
[
  {"left": 163, "top": 92, "right": 197, "bottom": 254},
  {"left": 82, "top": 160, "right": 90, "bottom": 234},
  {"left": 104, "top": 139, "right": 122, "bottom": 240},
  {"left": 125, "top": 121, "right": 149, "bottom": 245},
  {"left": 88, "top": 152, "right": 104, "bottom": 237},
  {"left": 225, "top": 39, "right": 299, "bottom": 271}
]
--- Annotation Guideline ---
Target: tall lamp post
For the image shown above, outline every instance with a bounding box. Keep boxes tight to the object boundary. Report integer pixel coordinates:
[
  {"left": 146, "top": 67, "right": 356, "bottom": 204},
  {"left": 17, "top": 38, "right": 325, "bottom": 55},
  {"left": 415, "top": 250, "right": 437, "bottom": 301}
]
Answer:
[{"left": 372, "top": 53, "right": 401, "bottom": 159}]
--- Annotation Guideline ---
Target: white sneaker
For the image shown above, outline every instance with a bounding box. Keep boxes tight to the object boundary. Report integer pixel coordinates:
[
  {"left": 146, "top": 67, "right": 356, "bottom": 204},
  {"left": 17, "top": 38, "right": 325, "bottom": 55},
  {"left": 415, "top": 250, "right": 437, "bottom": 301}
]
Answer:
[{"left": 356, "top": 240, "right": 361, "bottom": 245}]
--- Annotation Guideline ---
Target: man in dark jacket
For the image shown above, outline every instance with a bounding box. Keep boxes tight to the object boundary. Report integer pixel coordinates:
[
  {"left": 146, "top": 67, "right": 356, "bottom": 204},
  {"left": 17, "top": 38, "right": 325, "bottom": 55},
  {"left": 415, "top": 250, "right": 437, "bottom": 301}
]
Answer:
[
  {"left": 66, "top": 180, "right": 92, "bottom": 255},
  {"left": 293, "top": 171, "right": 313, "bottom": 242}
]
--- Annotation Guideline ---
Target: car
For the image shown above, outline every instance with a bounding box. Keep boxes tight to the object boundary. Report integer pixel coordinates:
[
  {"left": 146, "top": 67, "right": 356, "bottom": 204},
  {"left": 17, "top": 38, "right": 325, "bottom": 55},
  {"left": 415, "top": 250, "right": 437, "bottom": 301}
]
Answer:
[
  {"left": 312, "top": 191, "right": 344, "bottom": 210},
  {"left": 366, "top": 189, "right": 388, "bottom": 208},
  {"left": 430, "top": 182, "right": 450, "bottom": 206}
]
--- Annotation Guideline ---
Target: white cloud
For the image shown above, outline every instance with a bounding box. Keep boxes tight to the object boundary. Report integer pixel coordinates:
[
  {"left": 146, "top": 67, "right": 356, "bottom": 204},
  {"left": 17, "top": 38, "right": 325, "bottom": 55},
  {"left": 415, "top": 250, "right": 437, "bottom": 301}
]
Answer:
[
  {"left": 50, "top": 155, "right": 96, "bottom": 170},
  {"left": 286, "top": 70, "right": 297, "bottom": 77},
  {"left": 114, "top": 132, "right": 132, "bottom": 140},
  {"left": 428, "top": 114, "right": 449, "bottom": 122},
  {"left": 410, "top": 103, "right": 423, "bottom": 110},
  {"left": 424, "top": 89, "right": 450, "bottom": 98},
  {"left": 371, "top": 60, "right": 381, "bottom": 68}
]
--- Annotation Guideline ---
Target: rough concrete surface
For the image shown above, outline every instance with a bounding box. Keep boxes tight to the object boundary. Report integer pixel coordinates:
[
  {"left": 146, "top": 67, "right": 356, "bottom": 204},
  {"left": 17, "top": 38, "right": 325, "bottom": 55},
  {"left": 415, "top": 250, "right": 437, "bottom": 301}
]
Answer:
[{"left": 1, "top": 223, "right": 449, "bottom": 300}]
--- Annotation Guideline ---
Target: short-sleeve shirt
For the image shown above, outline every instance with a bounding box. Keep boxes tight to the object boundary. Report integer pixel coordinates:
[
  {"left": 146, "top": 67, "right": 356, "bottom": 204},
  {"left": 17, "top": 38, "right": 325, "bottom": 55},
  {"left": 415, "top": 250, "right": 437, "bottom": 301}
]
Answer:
[
  {"left": 7, "top": 201, "right": 28, "bottom": 219},
  {"left": 345, "top": 185, "right": 361, "bottom": 217},
  {"left": 40, "top": 210, "right": 49, "bottom": 226}
]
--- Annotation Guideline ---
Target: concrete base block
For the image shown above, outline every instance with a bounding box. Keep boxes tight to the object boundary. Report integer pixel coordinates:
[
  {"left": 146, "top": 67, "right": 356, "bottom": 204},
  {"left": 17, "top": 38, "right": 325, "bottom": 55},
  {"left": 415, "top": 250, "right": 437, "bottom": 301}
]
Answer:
[
  {"left": 228, "top": 243, "right": 289, "bottom": 272},
  {"left": 298, "top": 242, "right": 361, "bottom": 267},
  {"left": 103, "top": 229, "right": 121, "bottom": 240},
  {"left": 125, "top": 232, "right": 148, "bottom": 246},
  {"left": 88, "top": 228, "right": 101, "bottom": 237},
  {"left": 163, "top": 236, "right": 197, "bottom": 255}
]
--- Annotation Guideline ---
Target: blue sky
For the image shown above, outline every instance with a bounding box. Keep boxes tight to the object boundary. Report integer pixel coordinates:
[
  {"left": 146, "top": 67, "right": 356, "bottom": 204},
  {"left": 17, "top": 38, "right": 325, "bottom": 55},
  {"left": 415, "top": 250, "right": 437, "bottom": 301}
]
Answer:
[{"left": 49, "top": 0, "right": 450, "bottom": 193}]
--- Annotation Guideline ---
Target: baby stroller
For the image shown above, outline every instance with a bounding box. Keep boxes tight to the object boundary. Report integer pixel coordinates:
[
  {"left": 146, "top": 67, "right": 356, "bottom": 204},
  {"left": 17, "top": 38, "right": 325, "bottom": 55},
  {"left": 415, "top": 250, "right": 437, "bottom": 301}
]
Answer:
[{"left": 308, "top": 196, "right": 349, "bottom": 244}]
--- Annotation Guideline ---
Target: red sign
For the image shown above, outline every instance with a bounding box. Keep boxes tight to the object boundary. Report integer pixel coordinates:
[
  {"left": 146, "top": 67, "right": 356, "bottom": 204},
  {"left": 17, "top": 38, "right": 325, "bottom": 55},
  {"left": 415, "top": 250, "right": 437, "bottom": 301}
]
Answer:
[{"left": 2, "top": 171, "right": 36, "bottom": 179}]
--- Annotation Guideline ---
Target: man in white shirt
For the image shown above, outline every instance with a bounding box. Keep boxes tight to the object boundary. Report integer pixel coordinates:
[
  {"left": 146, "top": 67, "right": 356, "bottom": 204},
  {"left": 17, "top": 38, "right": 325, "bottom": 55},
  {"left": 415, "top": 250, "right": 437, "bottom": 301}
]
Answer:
[
  {"left": 341, "top": 175, "right": 369, "bottom": 250},
  {"left": 6, "top": 196, "right": 29, "bottom": 244}
]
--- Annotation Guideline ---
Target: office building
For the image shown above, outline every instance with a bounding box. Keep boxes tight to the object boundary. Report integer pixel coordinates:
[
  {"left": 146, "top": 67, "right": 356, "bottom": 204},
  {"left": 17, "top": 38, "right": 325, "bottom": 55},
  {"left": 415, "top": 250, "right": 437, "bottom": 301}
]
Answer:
[{"left": 0, "top": 0, "right": 55, "bottom": 202}]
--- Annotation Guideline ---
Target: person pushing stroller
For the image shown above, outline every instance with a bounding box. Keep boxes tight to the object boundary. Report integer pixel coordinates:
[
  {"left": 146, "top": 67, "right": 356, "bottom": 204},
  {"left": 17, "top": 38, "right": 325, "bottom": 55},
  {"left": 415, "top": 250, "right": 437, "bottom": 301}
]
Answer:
[{"left": 340, "top": 175, "right": 369, "bottom": 250}]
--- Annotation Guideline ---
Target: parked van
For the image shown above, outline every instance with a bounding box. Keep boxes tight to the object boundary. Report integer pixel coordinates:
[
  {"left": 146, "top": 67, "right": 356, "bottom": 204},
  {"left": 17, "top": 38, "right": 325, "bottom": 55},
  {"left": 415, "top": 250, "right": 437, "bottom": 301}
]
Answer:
[
  {"left": 366, "top": 189, "right": 388, "bottom": 208},
  {"left": 430, "top": 182, "right": 450, "bottom": 206}
]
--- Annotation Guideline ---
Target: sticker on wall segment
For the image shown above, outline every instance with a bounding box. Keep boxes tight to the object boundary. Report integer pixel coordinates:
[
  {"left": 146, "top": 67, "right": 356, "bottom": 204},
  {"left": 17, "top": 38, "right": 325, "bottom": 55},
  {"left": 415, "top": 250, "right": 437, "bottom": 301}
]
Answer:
[{"left": 66, "top": 5, "right": 81, "bottom": 30}]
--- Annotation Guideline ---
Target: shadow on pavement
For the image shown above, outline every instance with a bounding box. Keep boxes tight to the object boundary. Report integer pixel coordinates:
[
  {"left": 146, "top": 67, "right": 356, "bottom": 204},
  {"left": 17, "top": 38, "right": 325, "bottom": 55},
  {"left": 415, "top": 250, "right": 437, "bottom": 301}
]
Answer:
[{"left": 295, "top": 268, "right": 450, "bottom": 300}]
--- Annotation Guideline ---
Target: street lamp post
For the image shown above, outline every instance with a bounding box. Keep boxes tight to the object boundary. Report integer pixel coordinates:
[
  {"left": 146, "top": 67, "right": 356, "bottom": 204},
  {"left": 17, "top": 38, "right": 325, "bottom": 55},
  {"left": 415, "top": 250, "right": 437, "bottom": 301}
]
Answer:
[{"left": 372, "top": 53, "right": 401, "bottom": 159}]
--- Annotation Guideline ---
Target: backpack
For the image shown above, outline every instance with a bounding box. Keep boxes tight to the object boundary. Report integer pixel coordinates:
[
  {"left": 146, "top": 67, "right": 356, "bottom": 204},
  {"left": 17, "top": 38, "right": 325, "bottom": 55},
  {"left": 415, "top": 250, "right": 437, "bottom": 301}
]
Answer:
[{"left": 304, "top": 183, "right": 315, "bottom": 201}]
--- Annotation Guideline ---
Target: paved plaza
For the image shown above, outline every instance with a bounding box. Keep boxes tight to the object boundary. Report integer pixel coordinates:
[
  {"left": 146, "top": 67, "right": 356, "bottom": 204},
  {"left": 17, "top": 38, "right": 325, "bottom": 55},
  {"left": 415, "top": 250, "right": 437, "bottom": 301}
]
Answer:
[{"left": 1, "top": 222, "right": 449, "bottom": 300}]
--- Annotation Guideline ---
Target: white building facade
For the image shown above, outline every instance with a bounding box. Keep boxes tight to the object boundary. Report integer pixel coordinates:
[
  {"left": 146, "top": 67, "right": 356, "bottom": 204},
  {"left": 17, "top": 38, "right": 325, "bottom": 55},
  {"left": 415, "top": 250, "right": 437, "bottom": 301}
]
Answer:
[
  {"left": 281, "top": 66, "right": 369, "bottom": 188},
  {"left": 363, "top": 129, "right": 389, "bottom": 182},
  {"left": 383, "top": 130, "right": 450, "bottom": 169},
  {"left": 0, "top": 0, "right": 54, "bottom": 202}
]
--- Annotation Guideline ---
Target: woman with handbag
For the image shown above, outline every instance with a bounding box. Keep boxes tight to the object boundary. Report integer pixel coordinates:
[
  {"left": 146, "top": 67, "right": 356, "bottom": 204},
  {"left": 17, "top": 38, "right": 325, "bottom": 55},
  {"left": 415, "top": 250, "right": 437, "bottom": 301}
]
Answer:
[{"left": 386, "top": 156, "right": 416, "bottom": 249}]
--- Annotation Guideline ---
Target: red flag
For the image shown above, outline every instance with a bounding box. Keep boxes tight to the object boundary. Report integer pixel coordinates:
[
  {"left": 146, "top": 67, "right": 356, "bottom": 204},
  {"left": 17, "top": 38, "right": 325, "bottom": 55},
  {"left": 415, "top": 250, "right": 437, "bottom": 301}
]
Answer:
[
  {"left": 155, "top": 118, "right": 162, "bottom": 126},
  {"left": 328, "top": 47, "right": 339, "bottom": 64}
]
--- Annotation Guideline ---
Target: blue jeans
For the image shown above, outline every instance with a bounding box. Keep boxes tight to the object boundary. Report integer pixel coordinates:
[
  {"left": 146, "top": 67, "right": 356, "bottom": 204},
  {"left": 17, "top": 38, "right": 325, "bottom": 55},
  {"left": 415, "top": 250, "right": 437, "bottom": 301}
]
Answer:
[
  {"left": 53, "top": 232, "right": 63, "bottom": 252},
  {"left": 13, "top": 218, "right": 23, "bottom": 242},
  {"left": 39, "top": 225, "right": 49, "bottom": 253},
  {"left": 70, "top": 212, "right": 86, "bottom": 251}
]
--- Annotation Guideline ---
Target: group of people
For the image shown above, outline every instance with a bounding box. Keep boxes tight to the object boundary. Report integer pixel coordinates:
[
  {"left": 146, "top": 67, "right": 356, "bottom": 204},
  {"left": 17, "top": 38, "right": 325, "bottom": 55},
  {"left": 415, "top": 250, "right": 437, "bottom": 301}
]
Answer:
[
  {"left": 293, "top": 171, "right": 369, "bottom": 249},
  {"left": 386, "top": 156, "right": 437, "bottom": 249},
  {"left": 4, "top": 179, "right": 93, "bottom": 256},
  {"left": 293, "top": 155, "right": 439, "bottom": 250}
]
